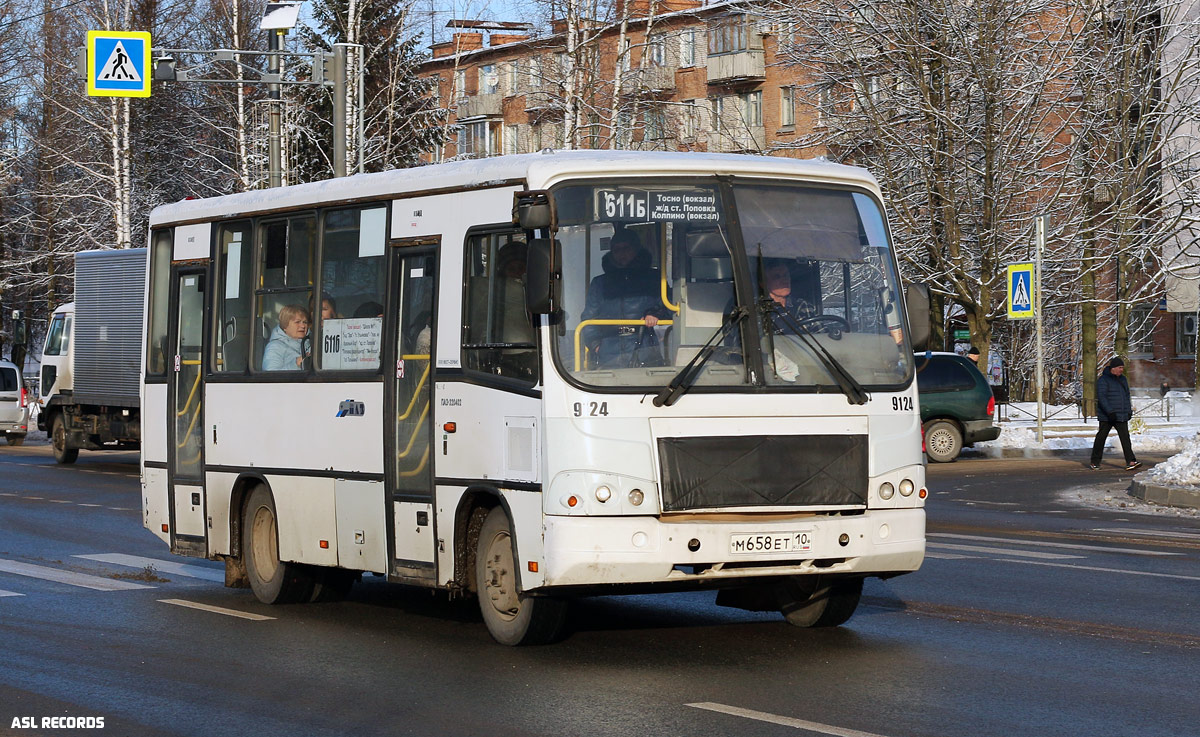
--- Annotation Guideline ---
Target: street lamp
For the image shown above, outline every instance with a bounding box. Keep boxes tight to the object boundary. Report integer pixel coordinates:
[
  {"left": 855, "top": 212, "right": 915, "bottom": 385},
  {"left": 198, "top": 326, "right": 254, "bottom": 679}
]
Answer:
[{"left": 260, "top": 2, "right": 303, "bottom": 188}]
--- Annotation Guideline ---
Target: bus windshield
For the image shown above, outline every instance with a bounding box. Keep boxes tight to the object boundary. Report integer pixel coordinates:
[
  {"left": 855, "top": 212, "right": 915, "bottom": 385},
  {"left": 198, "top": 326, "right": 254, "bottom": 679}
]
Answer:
[{"left": 551, "top": 178, "right": 913, "bottom": 392}]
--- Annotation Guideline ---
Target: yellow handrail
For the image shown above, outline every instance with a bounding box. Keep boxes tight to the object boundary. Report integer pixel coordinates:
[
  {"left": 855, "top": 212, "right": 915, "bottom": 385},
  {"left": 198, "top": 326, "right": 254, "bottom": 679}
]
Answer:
[
  {"left": 397, "top": 401, "right": 430, "bottom": 459},
  {"left": 573, "top": 319, "right": 673, "bottom": 371},
  {"left": 175, "top": 360, "right": 203, "bottom": 418},
  {"left": 397, "top": 356, "right": 430, "bottom": 422},
  {"left": 397, "top": 446, "right": 430, "bottom": 477},
  {"left": 660, "top": 240, "right": 679, "bottom": 313}
]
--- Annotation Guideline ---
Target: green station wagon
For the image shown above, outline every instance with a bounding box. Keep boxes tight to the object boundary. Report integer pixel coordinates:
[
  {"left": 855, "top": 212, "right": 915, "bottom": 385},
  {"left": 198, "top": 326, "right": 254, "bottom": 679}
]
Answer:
[{"left": 915, "top": 352, "right": 999, "bottom": 462}]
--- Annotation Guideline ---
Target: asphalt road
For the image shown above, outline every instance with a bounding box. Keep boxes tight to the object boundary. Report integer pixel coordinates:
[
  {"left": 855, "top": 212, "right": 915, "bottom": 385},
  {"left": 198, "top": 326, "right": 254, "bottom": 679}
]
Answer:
[{"left": 0, "top": 442, "right": 1197, "bottom": 737}]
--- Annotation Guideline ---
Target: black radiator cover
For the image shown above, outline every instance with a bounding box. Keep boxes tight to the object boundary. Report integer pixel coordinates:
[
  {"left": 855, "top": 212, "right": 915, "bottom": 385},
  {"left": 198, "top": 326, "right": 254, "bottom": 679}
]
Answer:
[{"left": 657, "top": 434, "right": 868, "bottom": 511}]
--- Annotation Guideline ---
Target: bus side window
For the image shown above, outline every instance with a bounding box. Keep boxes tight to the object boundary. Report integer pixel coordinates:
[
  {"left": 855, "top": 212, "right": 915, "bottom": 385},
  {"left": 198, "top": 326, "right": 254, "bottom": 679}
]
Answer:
[
  {"left": 461, "top": 231, "right": 537, "bottom": 384},
  {"left": 254, "top": 215, "right": 315, "bottom": 373},
  {"left": 214, "top": 222, "right": 253, "bottom": 373},
  {"left": 317, "top": 205, "right": 386, "bottom": 372},
  {"left": 145, "top": 229, "right": 172, "bottom": 376}
]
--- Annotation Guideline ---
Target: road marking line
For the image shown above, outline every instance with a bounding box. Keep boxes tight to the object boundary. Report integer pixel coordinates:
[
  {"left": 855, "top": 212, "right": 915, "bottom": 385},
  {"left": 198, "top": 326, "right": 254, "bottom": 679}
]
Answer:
[
  {"left": 995, "top": 558, "right": 1200, "bottom": 582},
  {"left": 0, "top": 559, "right": 155, "bottom": 591},
  {"left": 0, "top": 589, "right": 24, "bottom": 597},
  {"left": 1094, "top": 528, "right": 1200, "bottom": 540},
  {"left": 47, "top": 500, "right": 71, "bottom": 504},
  {"left": 78, "top": 503, "right": 102, "bottom": 507},
  {"left": 0, "top": 492, "right": 17, "bottom": 496},
  {"left": 924, "top": 552, "right": 976, "bottom": 560},
  {"left": 926, "top": 543, "right": 1084, "bottom": 560},
  {"left": 107, "top": 507, "right": 134, "bottom": 511},
  {"left": 686, "top": 703, "right": 891, "bottom": 737},
  {"left": 956, "top": 499, "right": 1020, "bottom": 506},
  {"left": 25, "top": 496, "right": 43, "bottom": 500},
  {"left": 74, "top": 553, "right": 225, "bottom": 582},
  {"left": 159, "top": 599, "right": 275, "bottom": 621},
  {"left": 929, "top": 533, "right": 1183, "bottom": 557}
]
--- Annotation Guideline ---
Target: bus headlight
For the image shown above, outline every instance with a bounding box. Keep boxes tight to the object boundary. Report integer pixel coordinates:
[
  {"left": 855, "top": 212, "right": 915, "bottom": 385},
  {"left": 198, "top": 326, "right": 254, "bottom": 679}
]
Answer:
[
  {"left": 879, "top": 482, "right": 895, "bottom": 500},
  {"left": 628, "top": 489, "right": 644, "bottom": 506},
  {"left": 595, "top": 485, "right": 612, "bottom": 503},
  {"left": 899, "top": 479, "right": 915, "bottom": 497}
]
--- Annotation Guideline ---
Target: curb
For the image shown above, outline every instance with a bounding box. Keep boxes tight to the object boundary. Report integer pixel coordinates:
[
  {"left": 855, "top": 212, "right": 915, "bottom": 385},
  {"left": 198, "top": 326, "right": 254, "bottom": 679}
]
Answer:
[{"left": 1129, "top": 477, "right": 1200, "bottom": 510}]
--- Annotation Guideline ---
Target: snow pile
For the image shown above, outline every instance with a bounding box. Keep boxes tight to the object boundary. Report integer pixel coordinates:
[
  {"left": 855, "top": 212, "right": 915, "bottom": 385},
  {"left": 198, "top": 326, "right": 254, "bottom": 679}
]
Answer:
[{"left": 1145, "top": 434, "right": 1200, "bottom": 486}]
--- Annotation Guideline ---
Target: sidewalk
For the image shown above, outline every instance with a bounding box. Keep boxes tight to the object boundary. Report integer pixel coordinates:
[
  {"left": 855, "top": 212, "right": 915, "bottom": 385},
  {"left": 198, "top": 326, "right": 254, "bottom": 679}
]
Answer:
[{"left": 974, "top": 398, "right": 1200, "bottom": 510}]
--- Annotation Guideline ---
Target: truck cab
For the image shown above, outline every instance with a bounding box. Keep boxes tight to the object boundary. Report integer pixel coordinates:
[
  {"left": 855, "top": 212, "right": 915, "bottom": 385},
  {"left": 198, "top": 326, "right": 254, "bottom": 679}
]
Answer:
[{"left": 38, "top": 303, "right": 75, "bottom": 426}]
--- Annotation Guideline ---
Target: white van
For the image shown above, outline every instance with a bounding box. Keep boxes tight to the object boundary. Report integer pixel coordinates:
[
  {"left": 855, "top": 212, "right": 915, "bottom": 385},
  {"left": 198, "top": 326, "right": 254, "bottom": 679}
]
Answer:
[{"left": 0, "top": 359, "right": 30, "bottom": 446}]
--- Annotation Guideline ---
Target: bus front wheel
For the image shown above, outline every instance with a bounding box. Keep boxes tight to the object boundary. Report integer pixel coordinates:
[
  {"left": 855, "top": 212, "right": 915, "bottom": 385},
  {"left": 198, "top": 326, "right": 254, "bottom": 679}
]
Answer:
[
  {"left": 779, "top": 575, "right": 863, "bottom": 628},
  {"left": 475, "top": 507, "right": 566, "bottom": 646},
  {"left": 243, "top": 485, "right": 313, "bottom": 604}
]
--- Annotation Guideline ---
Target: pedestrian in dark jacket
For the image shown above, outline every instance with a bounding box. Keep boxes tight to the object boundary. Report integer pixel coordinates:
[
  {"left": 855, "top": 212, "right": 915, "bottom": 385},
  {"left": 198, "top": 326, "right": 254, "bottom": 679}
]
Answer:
[
  {"left": 581, "top": 230, "right": 671, "bottom": 368},
  {"left": 1090, "top": 357, "right": 1140, "bottom": 470}
]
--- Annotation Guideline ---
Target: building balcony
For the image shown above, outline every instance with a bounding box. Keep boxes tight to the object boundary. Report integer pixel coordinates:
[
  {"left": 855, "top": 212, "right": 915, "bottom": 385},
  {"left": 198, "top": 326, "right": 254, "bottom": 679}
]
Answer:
[
  {"left": 706, "top": 50, "right": 766, "bottom": 84},
  {"left": 622, "top": 65, "right": 677, "bottom": 92},
  {"left": 708, "top": 125, "right": 765, "bottom": 153},
  {"left": 456, "top": 93, "right": 502, "bottom": 119}
]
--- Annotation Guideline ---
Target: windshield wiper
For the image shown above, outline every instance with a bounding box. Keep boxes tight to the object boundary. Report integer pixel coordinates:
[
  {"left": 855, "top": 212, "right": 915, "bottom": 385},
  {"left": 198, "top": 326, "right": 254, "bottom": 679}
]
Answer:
[
  {"left": 761, "top": 300, "right": 869, "bottom": 405},
  {"left": 653, "top": 306, "right": 750, "bottom": 407}
]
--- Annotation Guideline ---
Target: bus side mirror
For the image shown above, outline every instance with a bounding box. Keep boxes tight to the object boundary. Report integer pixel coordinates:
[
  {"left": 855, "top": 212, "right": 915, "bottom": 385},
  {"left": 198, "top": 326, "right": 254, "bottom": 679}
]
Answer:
[
  {"left": 513, "top": 191, "right": 554, "bottom": 230},
  {"left": 526, "top": 238, "right": 559, "bottom": 315},
  {"left": 904, "top": 283, "right": 931, "bottom": 352}
]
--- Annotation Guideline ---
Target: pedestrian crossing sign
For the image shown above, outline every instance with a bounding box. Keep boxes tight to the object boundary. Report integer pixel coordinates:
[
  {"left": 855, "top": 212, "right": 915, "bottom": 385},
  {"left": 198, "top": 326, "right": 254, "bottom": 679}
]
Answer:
[
  {"left": 87, "top": 31, "right": 151, "bottom": 98},
  {"left": 1007, "top": 262, "right": 1035, "bottom": 319}
]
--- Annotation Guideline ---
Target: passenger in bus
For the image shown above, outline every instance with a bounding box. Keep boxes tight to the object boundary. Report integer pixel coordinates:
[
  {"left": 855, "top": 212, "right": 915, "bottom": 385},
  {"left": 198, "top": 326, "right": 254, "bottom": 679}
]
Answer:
[
  {"left": 354, "top": 301, "right": 385, "bottom": 319},
  {"left": 262, "top": 304, "right": 311, "bottom": 371},
  {"left": 319, "top": 294, "right": 340, "bottom": 320},
  {"left": 499, "top": 242, "right": 535, "bottom": 345},
  {"left": 581, "top": 229, "right": 670, "bottom": 368}
]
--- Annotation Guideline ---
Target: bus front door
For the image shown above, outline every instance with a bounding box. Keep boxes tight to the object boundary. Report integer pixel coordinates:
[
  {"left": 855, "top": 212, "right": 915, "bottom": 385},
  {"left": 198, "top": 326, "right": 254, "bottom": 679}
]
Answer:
[
  {"left": 387, "top": 245, "right": 437, "bottom": 582},
  {"left": 167, "top": 268, "right": 208, "bottom": 556}
]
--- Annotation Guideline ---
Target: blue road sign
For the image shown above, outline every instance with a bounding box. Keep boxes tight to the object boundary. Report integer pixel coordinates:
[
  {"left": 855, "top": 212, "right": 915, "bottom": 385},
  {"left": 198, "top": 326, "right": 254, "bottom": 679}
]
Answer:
[
  {"left": 1007, "top": 263, "right": 1034, "bottom": 319},
  {"left": 87, "top": 31, "right": 151, "bottom": 98}
]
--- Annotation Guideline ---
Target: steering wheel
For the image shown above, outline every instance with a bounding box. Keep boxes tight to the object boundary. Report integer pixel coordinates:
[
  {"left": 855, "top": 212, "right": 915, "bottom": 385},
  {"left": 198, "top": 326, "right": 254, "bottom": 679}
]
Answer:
[{"left": 796, "top": 314, "right": 850, "bottom": 339}]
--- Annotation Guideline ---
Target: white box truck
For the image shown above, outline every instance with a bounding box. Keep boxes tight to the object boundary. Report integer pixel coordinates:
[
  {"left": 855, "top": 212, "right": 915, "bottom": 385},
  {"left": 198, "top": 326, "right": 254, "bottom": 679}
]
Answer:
[{"left": 38, "top": 248, "right": 146, "bottom": 463}]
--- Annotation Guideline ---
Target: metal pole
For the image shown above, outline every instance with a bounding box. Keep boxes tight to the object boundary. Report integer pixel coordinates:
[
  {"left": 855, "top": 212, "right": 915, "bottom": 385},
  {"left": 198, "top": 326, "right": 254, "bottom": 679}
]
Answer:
[
  {"left": 1036, "top": 215, "right": 1046, "bottom": 443},
  {"left": 333, "top": 44, "right": 348, "bottom": 178},
  {"left": 268, "top": 31, "right": 283, "bottom": 188}
]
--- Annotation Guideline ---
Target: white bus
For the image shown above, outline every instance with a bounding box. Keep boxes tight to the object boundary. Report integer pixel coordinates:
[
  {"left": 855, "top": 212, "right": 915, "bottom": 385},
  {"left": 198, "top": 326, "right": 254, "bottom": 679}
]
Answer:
[{"left": 141, "top": 151, "right": 930, "bottom": 645}]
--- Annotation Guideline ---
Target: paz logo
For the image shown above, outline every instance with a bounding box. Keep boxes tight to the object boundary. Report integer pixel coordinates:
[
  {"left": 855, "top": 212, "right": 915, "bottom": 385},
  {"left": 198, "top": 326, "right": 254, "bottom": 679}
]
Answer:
[{"left": 336, "top": 400, "right": 365, "bottom": 417}]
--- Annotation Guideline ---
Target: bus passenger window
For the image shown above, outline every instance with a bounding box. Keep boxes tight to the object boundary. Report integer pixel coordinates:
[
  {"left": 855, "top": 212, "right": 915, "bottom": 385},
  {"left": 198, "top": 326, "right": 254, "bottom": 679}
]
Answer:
[
  {"left": 145, "top": 229, "right": 172, "bottom": 376},
  {"left": 462, "top": 231, "right": 537, "bottom": 384},
  {"left": 254, "top": 215, "right": 315, "bottom": 373},
  {"left": 317, "top": 205, "right": 387, "bottom": 372},
  {"left": 214, "top": 222, "right": 252, "bottom": 373}
]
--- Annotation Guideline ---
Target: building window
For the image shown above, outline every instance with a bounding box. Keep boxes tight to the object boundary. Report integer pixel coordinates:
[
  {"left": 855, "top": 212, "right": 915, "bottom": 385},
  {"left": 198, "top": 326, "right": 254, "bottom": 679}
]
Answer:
[
  {"left": 681, "top": 101, "right": 699, "bottom": 140},
  {"left": 1127, "top": 304, "right": 1155, "bottom": 356},
  {"left": 709, "top": 16, "right": 749, "bottom": 55},
  {"left": 453, "top": 69, "right": 465, "bottom": 98},
  {"left": 710, "top": 96, "right": 726, "bottom": 133},
  {"left": 479, "top": 64, "right": 499, "bottom": 95},
  {"left": 505, "top": 61, "right": 520, "bottom": 94},
  {"left": 459, "top": 121, "right": 494, "bottom": 158},
  {"left": 741, "top": 90, "right": 762, "bottom": 127},
  {"left": 680, "top": 29, "right": 696, "bottom": 67},
  {"left": 1176, "top": 312, "right": 1197, "bottom": 356},
  {"left": 647, "top": 34, "right": 667, "bottom": 67},
  {"left": 616, "top": 110, "right": 633, "bottom": 149},
  {"left": 780, "top": 86, "right": 795, "bottom": 127},
  {"left": 528, "top": 57, "right": 542, "bottom": 91},
  {"left": 645, "top": 107, "right": 667, "bottom": 141}
]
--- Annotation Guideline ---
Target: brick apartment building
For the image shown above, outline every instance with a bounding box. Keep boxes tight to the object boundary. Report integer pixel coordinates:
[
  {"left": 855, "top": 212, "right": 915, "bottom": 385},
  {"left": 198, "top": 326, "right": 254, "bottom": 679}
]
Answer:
[{"left": 416, "top": 0, "right": 1199, "bottom": 392}]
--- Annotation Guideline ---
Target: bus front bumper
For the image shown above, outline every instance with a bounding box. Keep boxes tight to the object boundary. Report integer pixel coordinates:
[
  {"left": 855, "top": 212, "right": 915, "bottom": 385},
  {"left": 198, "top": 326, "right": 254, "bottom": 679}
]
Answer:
[{"left": 540, "top": 508, "right": 925, "bottom": 588}]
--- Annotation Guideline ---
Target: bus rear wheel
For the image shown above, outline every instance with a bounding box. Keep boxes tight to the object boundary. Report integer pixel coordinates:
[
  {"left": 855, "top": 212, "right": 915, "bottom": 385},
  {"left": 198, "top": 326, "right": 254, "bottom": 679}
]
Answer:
[
  {"left": 243, "top": 485, "right": 313, "bottom": 604},
  {"left": 475, "top": 506, "right": 566, "bottom": 646},
  {"left": 778, "top": 576, "right": 863, "bottom": 628},
  {"left": 51, "top": 415, "right": 78, "bottom": 464}
]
